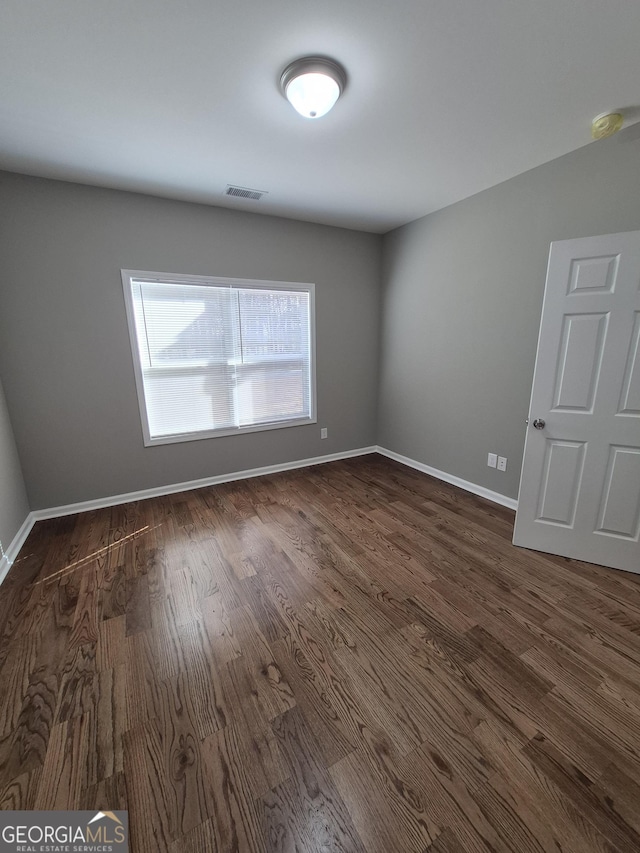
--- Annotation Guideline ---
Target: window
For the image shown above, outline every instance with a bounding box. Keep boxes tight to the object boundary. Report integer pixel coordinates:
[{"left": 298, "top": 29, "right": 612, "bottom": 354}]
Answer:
[{"left": 121, "top": 270, "right": 316, "bottom": 446}]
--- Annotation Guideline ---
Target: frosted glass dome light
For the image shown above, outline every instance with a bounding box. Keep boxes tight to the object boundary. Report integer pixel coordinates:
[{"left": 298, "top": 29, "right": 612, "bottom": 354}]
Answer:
[
  {"left": 285, "top": 72, "right": 340, "bottom": 119},
  {"left": 280, "top": 57, "right": 347, "bottom": 119}
]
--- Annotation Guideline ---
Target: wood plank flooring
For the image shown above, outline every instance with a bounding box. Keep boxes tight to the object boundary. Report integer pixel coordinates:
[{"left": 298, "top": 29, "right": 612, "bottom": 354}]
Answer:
[{"left": 2, "top": 454, "right": 640, "bottom": 851}]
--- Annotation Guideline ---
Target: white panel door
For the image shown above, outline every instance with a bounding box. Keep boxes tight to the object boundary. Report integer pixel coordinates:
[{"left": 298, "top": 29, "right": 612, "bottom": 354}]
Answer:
[{"left": 513, "top": 230, "right": 640, "bottom": 573}]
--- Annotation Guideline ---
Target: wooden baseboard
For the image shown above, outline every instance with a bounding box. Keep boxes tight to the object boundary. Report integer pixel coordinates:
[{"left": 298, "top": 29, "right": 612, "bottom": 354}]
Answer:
[
  {"left": 30, "top": 446, "right": 379, "bottom": 521},
  {"left": 376, "top": 446, "right": 518, "bottom": 510},
  {"left": 1, "top": 443, "right": 516, "bottom": 586},
  {"left": 0, "top": 513, "right": 37, "bottom": 585}
]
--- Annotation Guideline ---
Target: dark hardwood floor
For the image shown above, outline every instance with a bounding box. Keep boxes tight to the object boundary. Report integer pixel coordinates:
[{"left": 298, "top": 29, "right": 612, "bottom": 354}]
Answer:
[{"left": 2, "top": 454, "right": 640, "bottom": 851}]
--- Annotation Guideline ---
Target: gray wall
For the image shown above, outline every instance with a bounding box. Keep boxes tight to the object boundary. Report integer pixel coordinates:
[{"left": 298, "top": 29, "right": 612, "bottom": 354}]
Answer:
[
  {"left": 0, "top": 172, "right": 382, "bottom": 509},
  {"left": 378, "top": 127, "right": 640, "bottom": 500},
  {"left": 0, "top": 374, "right": 30, "bottom": 555},
  {"left": 3, "top": 127, "right": 639, "bottom": 513}
]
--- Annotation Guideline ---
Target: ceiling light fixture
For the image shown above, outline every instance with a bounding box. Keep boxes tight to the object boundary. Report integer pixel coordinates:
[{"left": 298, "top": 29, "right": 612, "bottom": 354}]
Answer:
[{"left": 280, "top": 56, "right": 347, "bottom": 119}]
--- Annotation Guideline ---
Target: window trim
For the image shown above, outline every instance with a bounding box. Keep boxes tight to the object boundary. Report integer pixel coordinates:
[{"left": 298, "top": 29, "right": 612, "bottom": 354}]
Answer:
[{"left": 121, "top": 269, "right": 317, "bottom": 447}]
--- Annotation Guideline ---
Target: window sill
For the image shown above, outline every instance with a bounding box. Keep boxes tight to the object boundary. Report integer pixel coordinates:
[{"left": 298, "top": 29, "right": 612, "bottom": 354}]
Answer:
[{"left": 143, "top": 415, "right": 317, "bottom": 447}]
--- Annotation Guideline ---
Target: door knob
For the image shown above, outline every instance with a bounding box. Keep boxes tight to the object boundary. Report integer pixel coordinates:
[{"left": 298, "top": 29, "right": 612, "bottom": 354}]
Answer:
[{"left": 533, "top": 418, "right": 545, "bottom": 430}]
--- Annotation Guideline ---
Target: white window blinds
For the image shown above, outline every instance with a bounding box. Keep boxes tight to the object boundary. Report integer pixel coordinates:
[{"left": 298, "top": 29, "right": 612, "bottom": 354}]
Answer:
[{"left": 122, "top": 271, "right": 315, "bottom": 445}]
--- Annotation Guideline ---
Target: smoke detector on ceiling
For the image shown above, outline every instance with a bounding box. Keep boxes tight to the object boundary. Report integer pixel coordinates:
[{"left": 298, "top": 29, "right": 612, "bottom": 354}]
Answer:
[
  {"left": 591, "top": 112, "right": 624, "bottom": 140},
  {"left": 225, "top": 185, "right": 268, "bottom": 201}
]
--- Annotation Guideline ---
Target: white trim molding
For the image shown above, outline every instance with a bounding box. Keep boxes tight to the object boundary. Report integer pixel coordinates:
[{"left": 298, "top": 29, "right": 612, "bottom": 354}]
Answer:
[
  {"left": 0, "top": 512, "right": 37, "bottom": 585},
  {"left": 376, "top": 446, "right": 518, "bottom": 511},
  {"left": 30, "top": 446, "right": 378, "bottom": 521},
  {"left": 1, "top": 444, "right": 516, "bottom": 587}
]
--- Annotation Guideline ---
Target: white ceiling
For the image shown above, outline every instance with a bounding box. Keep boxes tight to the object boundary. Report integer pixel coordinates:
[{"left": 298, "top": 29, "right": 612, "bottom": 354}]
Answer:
[{"left": 1, "top": 0, "right": 639, "bottom": 233}]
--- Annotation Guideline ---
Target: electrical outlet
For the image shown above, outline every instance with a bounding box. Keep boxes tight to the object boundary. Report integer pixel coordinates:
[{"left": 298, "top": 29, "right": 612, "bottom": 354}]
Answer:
[
  {"left": 487, "top": 453, "right": 497, "bottom": 468},
  {"left": 497, "top": 456, "right": 507, "bottom": 471},
  {"left": 321, "top": 427, "right": 328, "bottom": 439}
]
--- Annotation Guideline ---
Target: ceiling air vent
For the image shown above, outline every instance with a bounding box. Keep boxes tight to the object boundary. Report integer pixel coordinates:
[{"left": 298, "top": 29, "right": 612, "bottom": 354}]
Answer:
[{"left": 225, "top": 184, "right": 267, "bottom": 201}]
